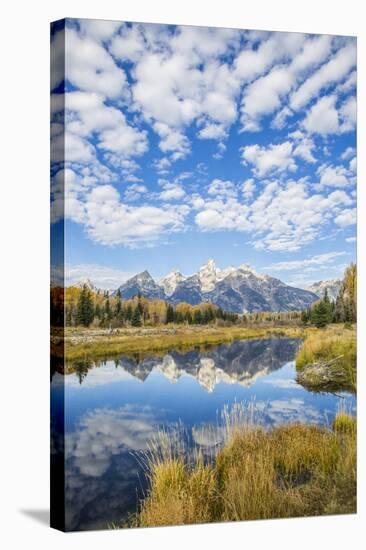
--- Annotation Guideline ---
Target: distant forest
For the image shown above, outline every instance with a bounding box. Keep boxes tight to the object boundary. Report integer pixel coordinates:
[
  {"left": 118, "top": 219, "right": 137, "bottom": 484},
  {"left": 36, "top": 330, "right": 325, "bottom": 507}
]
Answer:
[{"left": 50, "top": 263, "right": 356, "bottom": 329}]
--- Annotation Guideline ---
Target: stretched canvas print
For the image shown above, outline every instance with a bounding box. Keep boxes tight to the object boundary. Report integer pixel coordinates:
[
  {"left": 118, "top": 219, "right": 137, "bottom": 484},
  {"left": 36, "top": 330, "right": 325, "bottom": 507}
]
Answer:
[{"left": 50, "top": 18, "right": 357, "bottom": 532}]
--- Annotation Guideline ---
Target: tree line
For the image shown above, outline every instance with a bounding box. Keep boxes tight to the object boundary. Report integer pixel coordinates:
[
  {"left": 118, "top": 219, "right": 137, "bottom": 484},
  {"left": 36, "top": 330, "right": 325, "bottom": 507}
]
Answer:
[
  {"left": 66, "top": 287, "right": 239, "bottom": 328},
  {"left": 301, "top": 263, "right": 357, "bottom": 328}
]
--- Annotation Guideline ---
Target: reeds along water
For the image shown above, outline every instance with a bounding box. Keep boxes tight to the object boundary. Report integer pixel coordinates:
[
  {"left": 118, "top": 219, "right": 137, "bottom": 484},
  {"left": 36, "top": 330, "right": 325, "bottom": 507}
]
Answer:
[{"left": 134, "top": 401, "right": 356, "bottom": 527}]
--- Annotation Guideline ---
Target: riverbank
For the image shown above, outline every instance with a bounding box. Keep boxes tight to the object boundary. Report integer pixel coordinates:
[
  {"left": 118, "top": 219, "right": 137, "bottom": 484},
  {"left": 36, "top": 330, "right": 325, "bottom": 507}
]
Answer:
[
  {"left": 133, "top": 412, "right": 356, "bottom": 527},
  {"left": 296, "top": 325, "right": 356, "bottom": 393},
  {"left": 58, "top": 324, "right": 307, "bottom": 362}
]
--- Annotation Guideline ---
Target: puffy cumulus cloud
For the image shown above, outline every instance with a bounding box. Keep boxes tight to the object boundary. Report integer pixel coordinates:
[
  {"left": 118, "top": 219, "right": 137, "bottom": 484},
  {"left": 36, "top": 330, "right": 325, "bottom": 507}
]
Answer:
[
  {"left": 241, "top": 66, "right": 294, "bottom": 131},
  {"left": 302, "top": 93, "right": 356, "bottom": 136},
  {"left": 198, "top": 123, "right": 228, "bottom": 140},
  {"left": 265, "top": 251, "right": 347, "bottom": 271},
  {"left": 64, "top": 184, "right": 188, "bottom": 247},
  {"left": 124, "top": 183, "right": 148, "bottom": 202},
  {"left": 289, "top": 130, "right": 317, "bottom": 163},
  {"left": 240, "top": 34, "right": 332, "bottom": 130},
  {"left": 159, "top": 181, "right": 186, "bottom": 201},
  {"left": 194, "top": 179, "right": 353, "bottom": 251},
  {"left": 129, "top": 26, "right": 242, "bottom": 158},
  {"left": 78, "top": 19, "right": 121, "bottom": 42},
  {"left": 153, "top": 122, "right": 191, "bottom": 159},
  {"left": 241, "top": 178, "right": 255, "bottom": 199},
  {"left": 65, "top": 91, "right": 148, "bottom": 158},
  {"left": 65, "top": 28, "right": 128, "bottom": 99},
  {"left": 349, "top": 157, "right": 357, "bottom": 173},
  {"left": 335, "top": 208, "right": 356, "bottom": 226},
  {"left": 317, "top": 163, "right": 352, "bottom": 188},
  {"left": 271, "top": 106, "right": 293, "bottom": 130},
  {"left": 110, "top": 23, "right": 147, "bottom": 62},
  {"left": 339, "top": 96, "right": 356, "bottom": 132},
  {"left": 241, "top": 141, "right": 297, "bottom": 177},
  {"left": 341, "top": 146, "right": 356, "bottom": 161},
  {"left": 207, "top": 178, "right": 238, "bottom": 199},
  {"left": 303, "top": 95, "right": 340, "bottom": 135},
  {"left": 234, "top": 31, "right": 306, "bottom": 83},
  {"left": 195, "top": 198, "right": 251, "bottom": 232},
  {"left": 290, "top": 42, "right": 356, "bottom": 111},
  {"left": 103, "top": 155, "right": 142, "bottom": 182}
]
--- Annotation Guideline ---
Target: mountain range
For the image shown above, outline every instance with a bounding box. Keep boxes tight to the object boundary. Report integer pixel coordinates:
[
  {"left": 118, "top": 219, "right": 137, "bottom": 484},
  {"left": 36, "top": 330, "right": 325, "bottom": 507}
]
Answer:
[
  {"left": 111, "top": 259, "right": 319, "bottom": 313},
  {"left": 305, "top": 279, "right": 342, "bottom": 302}
]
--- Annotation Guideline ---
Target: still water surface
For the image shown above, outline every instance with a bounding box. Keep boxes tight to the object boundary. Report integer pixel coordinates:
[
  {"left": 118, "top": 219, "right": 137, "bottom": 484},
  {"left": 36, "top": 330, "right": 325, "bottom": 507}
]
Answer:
[{"left": 51, "top": 337, "right": 356, "bottom": 530}]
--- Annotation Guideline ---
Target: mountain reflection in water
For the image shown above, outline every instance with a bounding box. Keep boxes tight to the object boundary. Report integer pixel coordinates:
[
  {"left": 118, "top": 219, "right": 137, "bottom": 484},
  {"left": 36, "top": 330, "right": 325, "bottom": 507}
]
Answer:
[
  {"left": 52, "top": 337, "right": 355, "bottom": 531},
  {"left": 70, "top": 337, "right": 301, "bottom": 392}
]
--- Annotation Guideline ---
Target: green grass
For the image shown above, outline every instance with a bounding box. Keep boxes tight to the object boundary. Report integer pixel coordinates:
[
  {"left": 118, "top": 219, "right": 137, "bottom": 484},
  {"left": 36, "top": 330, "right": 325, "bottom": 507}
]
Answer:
[
  {"left": 134, "top": 411, "right": 356, "bottom": 527},
  {"left": 296, "top": 325, "right": 356, "bottom": 393}
]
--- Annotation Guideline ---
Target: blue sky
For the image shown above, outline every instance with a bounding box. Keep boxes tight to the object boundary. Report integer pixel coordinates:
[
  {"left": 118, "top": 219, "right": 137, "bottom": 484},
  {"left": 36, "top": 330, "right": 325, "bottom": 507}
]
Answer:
[{"left": 51, "top": 19, "right": 356, "bottom": 289}]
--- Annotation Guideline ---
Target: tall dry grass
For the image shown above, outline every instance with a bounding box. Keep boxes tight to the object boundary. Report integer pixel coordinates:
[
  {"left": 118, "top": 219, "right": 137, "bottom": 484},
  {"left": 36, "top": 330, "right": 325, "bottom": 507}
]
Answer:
[
  {"left": 296, "top": 325, "right": 356, "bottom": 393},
  {"left": 135, "top": 404, "right": 356, "bottom": 527}
]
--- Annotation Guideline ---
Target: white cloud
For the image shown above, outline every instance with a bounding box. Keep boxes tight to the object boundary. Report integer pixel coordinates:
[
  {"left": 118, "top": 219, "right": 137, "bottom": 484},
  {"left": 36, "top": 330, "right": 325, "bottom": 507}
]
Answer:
[
  {"left": 241, "top": 178, "right": 255, "bottom": 199},
  {"left": 195, "top": 199, "right": 251, "bottom": 232},
  {"left": 153, "top": 122, "right": 191, "bottom": 159},
  {"left": 198, "top": 123, "right": 227, "bottom": 140},
  {"left": 109, "top": 24, "right": 146, "bottom": 61},
  {"left": 339, "top": 96, "right": 356, "bottom": 132},
  {"left": 346, "top": 236, "right": 356, "bottom": 243},
  {"left": 159, "top": 182, "right": 186, "bottom": 201},
  {"left": 265, "top": 251, "right": 347, "bottom": 271},
  {"left": 65, "top": 91, "right": 148, "bottom": 158},
  {"left": 241, "top": 141, "right": 297, "bottom": 177},
  {"left": 153, "top": 157, "right": 172, "bottom": 174},
  {"left": 335, "top": 208, "right": 356, "bottom": 226},
  {"left": 240, "top": 65, "right": 294, "bottom": 130},
  {"left": 349, "top": 157, "right": 357, "bottom": 173},
  {"left": 240, "top": 35, "right": 332, "bottom": 130},
  {"left": 207, "top": 179, "right": 237, "bottom": 198},
  {"left": 69, "top": 184, "right": 188, "bottom": 247},
  {"left": 65, "top": 263, "right": 134, "bottom": 289},
  {"left": 271, "top": 106, "right": 293, "bottom": 129},
  {"left": 124, "top": 184, "right": 148, "bottom": 201},
  {"left": 290, "top": 131, "right": 316, "bottom": 163},
  {"left": 303, "top": 95, "right": 339, "bottom": 135},
  {"left": 336, "top": 70, "right": 356, "bottom": 94},
  {"left": 341, "top": 146, "right": 356, "bottom": 160},
  {"left": 78, "top": 19, "right": 121, "bottom": 42},
  {"left": 317, "top": 163, "right": 351, "bottom": 188},
  {"left": 290, "top": 42, "right": 356, "bottom": 110},
  {"left": 234, "top": 32, "right": 305, "bottom": 82},
  {"left": 194, "top": 179, "right": 353, "bottom": 252},
  {"left": 65, "top": 28, "right": 128, "bottom": 99}
]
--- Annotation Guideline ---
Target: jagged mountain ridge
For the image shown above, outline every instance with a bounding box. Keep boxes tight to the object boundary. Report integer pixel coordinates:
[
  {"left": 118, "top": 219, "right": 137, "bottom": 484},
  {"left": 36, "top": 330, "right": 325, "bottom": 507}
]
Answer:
[
  {"left": 113, "top": 259, "right": 319, "bottom": 313},
  {"left": 306, "top": 279, "right": 342, "bottom": 302}
]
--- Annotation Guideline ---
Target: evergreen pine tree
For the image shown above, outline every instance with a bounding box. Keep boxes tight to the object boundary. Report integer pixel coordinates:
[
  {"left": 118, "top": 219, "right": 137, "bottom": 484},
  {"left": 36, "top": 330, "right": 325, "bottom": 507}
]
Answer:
[
  {"left": 166, "top": 303, "right": 175, "bottom": 323},
  {"left": 76, "top": 285, "right": 94, "bottom": 327},
  {"left": 311, "top": 300, "right": 329, "bottom": 328},
  {"left": 131, "top": 306, "right": 142, "bottom": 327}
]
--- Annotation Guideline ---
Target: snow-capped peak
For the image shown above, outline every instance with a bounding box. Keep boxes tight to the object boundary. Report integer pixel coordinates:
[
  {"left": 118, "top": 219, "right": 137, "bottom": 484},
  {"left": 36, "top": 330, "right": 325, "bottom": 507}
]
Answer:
[
  {"left": 160, "top": 270, "right": 186, "bottom": 296},
  {"left": 76, "top": 278, "right": 96, "bottom": 291},
  {"left": 134, "top": 270, "right": 154, "bottom": 283},
  {"left": 198, "top": 259, "right": 218, "bottom": 292}
]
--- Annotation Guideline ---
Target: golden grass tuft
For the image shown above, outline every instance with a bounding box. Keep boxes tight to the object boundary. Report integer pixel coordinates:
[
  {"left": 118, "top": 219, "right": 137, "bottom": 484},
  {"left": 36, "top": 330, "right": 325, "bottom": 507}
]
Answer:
[
  {"left": 136, "top": 410, "right": 356, "bottom": 527},
  {"left": 296, "top": 325, "right": 356, "bottom": 393}
]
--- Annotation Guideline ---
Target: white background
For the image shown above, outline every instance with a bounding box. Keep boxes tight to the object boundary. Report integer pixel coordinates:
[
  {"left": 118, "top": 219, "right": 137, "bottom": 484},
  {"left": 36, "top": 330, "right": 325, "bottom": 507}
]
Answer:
[{"left": 0, "top": 0, "right": 365, "bottom": 548}]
